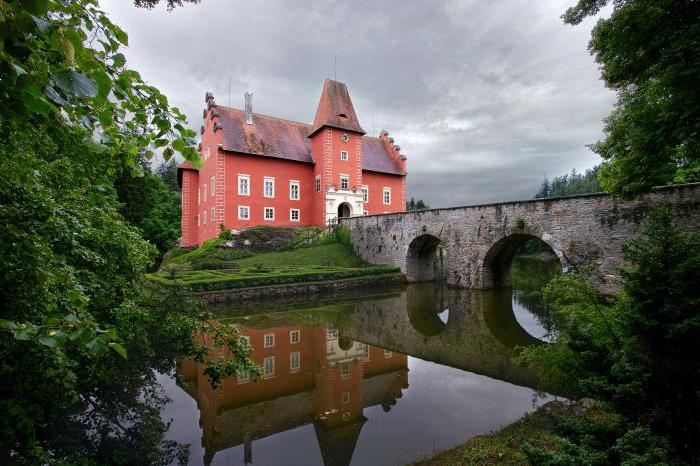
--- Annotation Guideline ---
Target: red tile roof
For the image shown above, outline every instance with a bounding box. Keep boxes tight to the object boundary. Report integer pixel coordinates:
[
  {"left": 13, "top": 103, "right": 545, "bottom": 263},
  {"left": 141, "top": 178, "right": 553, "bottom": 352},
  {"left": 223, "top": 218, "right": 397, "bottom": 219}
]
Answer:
[
  {"left": 309, "top": 79, "right": 365, "bottom": 137},
  {"left": 218, "top": 107, "right": 312, "bottom": 163},
  {"left": 213, "top": 106, "right": 404, "bottom": 175}
]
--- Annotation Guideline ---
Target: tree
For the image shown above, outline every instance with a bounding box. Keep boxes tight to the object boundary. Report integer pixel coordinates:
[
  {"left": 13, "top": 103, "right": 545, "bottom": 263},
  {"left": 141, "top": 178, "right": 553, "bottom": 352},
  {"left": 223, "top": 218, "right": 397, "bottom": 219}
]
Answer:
[
  {"left": 0, "top": 2, "right": 253, "bottom": 462},
  {"left": 522, "top": 207, "right": 700, "bottom": 462},
  {"left": 406, "top": 198, "right": 430, "bottom": 211},
  {"left": 156, "top": 158, "right": 180, "bottom": 192},
  {"left": 564, "top": 0, "right": 700, "bottom": 197},
  {"left": 533, "top": 166, "right": 602, "bottom": 198}
]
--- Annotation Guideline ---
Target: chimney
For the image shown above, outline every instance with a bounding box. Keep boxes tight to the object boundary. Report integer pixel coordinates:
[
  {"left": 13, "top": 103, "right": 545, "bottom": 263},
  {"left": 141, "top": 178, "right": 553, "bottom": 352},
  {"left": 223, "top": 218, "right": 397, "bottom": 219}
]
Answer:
[{"left": 244, "top": 92, "right": 253, "bottom": 125}]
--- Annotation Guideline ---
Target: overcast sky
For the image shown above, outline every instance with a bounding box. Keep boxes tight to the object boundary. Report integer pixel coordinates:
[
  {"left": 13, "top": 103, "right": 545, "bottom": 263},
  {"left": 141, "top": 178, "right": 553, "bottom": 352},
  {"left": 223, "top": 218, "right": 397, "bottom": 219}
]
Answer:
[{"left": 103, "top": 0, "right": 614, "bottom": 207}]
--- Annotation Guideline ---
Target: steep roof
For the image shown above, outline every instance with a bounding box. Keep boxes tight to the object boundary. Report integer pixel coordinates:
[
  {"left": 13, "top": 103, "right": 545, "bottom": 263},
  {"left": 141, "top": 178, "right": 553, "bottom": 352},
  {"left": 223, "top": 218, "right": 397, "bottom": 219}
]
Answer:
[
  {"left": 212, "top": 106, "right": 404, "bottom": 175},
  {"left": 309, "top": 79, "right": 365, "bottom": 137},
  {"left": 218, "top": 107, "right": 313, "bottom": 163}
]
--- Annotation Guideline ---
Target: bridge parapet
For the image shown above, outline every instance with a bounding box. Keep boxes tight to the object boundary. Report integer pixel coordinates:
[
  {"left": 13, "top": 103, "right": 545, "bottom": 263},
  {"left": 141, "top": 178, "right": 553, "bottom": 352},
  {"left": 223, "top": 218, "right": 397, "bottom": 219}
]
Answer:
[{"left": 340, "top": 183, "right": 700, "bottom": 293}]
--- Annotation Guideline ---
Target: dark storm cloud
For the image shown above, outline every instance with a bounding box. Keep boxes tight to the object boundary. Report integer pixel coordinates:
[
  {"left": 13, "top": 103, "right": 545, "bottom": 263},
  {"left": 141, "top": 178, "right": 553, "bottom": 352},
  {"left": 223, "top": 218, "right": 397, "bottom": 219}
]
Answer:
[{"left": 103, "top": 0, "right": 614, "bottom": 206}]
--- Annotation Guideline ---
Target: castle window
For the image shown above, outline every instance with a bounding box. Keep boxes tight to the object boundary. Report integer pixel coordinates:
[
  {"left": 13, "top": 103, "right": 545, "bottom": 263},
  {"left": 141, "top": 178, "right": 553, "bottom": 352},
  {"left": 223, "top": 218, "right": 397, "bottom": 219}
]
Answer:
[
  {"left": 341, "top": 392, "right": 350, "bottom": 404},
  {"left": 290, "top": 209, "right": 300, "bottom": 222},
  {"left": 211, "top": 176, "right": 215, "bottom": 196},
  {"left": 263, "top": 356, "right": 275, "bottom": 378},
  {"left": 197, "top": 214, "right": 200, "bottom": 226},
  {"left": 240, "top": 335, "right": 250, "bottom": 349},
  {"left": 237, "top": 371, "right": 250, "bottom": 384},
  {"left": 384, "top": 349, "right": 393, "bottom": 358},
  {"left": 238, "top": 205, "right": 250, "bottom": 220},
  {"left": 340, "top": 175, "right": 349, "bottom": 190},
  {"left": 340, "top": 362, "right": 350, "bottom": 378},
  {"left": 383, "top": 187, "right": 391, "bottom": 205},
  {"left": 203, "top": 183, "right": 207, "bottom": 200},
  {"left": 203, "top": 210, "right": 207, "bottom": 224},
  {"left": 211, "top": 207, "right": 215, "bottom": 223},
  {"left": 264, "top": 333, "right": 275, "bottom": 348},
  {"left": 361, "top": 185, "right": 368, "bottom": 203},
  {"left": 363, "top": 211, "right": 368, "bottom": 216},
  {"left": 290, "top": 330, "right": 300, "bottom": 343},
  {"left": 340, "top": 150, "right": 348, "bottom": 161},
  {"left": 315, "top": 176, "right": 321, "bottom": 192},
  {"left": 238, "top": 174, "right": 250, "bottom": 196},
  {"left": 264, "top": 207, "right": 275, "bottom": 221},
  {"left": 289, "top": 180, "right": 300, "bottom": 200},
  {"left": 264, "top": 177, "right": 275, "bottom": 198},
  {"left": 290, "top": 351, "right": 300, "bottom": 371},
  {"left": 197, "top": 188, "right": 200, "bottom": 205}
]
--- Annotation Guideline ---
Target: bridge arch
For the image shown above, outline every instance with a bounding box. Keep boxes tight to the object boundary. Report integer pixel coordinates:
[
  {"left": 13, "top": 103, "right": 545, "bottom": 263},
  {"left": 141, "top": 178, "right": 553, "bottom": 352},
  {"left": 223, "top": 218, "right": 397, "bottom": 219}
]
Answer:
[
  {"left": 405, "top": 234, "right": 447, "bottom": 282},
  {"left": 482, "top": 233, "right": 566, "bottom": 289}
]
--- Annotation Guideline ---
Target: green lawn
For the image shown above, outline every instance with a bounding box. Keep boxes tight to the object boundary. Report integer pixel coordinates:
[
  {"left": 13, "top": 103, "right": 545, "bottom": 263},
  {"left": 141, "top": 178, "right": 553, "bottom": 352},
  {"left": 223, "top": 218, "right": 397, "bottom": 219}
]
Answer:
[{"left": 152, "top": 236, "right": 401, "bottom": 292}]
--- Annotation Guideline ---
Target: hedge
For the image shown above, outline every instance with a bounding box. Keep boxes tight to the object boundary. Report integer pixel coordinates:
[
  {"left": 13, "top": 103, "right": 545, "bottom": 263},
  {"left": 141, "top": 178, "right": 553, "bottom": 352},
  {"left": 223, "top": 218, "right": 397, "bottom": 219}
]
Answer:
[{"left": 146, "top": 266, "right": 401, "bottom": 292}]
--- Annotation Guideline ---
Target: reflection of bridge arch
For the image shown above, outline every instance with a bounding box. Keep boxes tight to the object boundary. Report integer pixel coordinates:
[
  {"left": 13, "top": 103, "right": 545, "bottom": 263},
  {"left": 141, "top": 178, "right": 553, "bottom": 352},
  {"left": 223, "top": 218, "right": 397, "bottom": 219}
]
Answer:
[
  {"left": 406, "top": 283, "right": 449, "bottom": 336},
  {"left": 482, "top": 233, "right": 566, "bottom": 289},
  {"left": 346, "top": 283, "right": 562, "bottom": 394},
  {"left": 406, "top": 234, "right": 446, "bottom": 282}
]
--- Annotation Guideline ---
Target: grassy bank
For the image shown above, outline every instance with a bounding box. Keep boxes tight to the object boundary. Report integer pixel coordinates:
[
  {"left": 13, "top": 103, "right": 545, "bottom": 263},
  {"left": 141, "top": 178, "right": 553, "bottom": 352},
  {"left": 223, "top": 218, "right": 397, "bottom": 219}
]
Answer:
[
  {"left": 149, "top": 227, "right": 401, "bottom": 292},
  {"left": 413, "top": 400, "right": 608, "bottom": 465}
]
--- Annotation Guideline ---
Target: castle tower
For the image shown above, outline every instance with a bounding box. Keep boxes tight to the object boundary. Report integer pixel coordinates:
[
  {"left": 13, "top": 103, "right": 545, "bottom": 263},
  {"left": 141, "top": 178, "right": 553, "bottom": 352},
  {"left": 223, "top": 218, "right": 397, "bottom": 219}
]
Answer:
[{"left": 308, "top": 80, "right": 366, "bottom": 225}]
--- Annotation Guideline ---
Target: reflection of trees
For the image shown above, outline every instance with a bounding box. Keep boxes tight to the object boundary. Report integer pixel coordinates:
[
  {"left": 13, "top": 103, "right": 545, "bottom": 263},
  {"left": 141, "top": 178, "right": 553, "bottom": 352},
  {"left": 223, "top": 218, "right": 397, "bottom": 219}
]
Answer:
[
  {"left": 40, "top": 335, "right": 190, "bottom": 465},
  {"left": 511, "top": 254, "right": 562, "bottom": 335}
]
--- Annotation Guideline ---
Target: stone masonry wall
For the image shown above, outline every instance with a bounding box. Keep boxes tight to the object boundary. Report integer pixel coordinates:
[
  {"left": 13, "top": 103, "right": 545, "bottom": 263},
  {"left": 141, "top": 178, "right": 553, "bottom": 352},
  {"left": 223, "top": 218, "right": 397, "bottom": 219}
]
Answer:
[{"left": 341, "top": 183, "right": 700, "bottom": 293}]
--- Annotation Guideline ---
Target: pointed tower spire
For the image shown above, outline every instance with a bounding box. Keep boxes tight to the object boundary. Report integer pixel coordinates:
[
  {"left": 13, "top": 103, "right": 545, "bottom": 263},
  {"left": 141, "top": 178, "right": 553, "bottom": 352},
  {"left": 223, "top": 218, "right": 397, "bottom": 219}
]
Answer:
[{"left": 308, "top": 79, "right": 365, "bottom": 137}]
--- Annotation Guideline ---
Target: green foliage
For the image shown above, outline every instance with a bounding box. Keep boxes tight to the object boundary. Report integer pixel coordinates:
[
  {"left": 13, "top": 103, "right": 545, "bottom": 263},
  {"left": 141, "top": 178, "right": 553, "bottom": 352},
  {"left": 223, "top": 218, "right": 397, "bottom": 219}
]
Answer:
[
  {"left": 520, "top": 206, "right": 700, "bottom": 462},
  {"left": 218, "top": 222, "right": 231, "bottom": 240},
  {"left": 155, "top": 157, "right": 180, "bottom": 192},
  {"left": 515, "top": 217, "right": 526, "bottom": 229},
  {"left": 0, "top": 0, "right": 200, "bottom": 168},
  {"left": 534, "top": 166, "right": 603, "bottom": 199},
  {"left": 149, "top": 266, "right": 401, "bottom": 292},
  {"left": 0, "top": 2, "right": 254, "bottom": 462},
  {"left": 116, "top": 163, "right": 181, "bottom": 256},
  {"left": 406, "top": 197, "right": 430, "bottom": 211},
  {"left": 563, "top": 0, "right": 700, "bottom": 197}
]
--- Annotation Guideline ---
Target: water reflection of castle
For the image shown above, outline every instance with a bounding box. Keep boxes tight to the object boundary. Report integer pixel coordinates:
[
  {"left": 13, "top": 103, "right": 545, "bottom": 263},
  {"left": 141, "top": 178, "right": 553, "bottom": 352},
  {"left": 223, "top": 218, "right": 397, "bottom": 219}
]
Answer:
[{"left": 179, "top": 325, "right": 408, "bottom": 465}]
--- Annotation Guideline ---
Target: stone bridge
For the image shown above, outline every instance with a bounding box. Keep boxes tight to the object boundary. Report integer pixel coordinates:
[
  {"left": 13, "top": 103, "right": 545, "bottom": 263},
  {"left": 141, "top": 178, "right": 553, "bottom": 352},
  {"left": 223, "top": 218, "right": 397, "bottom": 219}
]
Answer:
[{"left": 341, "top": 183, "right": 700, "bottom": 292}]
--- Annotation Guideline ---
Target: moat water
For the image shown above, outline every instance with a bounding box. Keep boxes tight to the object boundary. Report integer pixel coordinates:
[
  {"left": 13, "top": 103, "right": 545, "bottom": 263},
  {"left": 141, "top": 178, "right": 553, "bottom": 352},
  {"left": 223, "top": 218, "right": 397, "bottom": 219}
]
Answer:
[{"left": 158, "top": 256, "right": 560, "bottom": 465}]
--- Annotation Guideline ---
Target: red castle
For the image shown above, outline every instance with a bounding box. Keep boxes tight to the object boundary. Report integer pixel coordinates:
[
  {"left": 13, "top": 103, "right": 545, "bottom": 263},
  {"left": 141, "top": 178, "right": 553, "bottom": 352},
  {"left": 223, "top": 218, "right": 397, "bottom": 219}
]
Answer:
[{"left": 178, "top": 79, "right": 407, "bottom": 246}]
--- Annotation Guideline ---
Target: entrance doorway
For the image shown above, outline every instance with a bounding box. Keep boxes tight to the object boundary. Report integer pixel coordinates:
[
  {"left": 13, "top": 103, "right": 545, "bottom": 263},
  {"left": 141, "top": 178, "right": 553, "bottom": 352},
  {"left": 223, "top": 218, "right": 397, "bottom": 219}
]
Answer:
[{"left": 337, "top": 202, "right": 351, "bottom": 218}]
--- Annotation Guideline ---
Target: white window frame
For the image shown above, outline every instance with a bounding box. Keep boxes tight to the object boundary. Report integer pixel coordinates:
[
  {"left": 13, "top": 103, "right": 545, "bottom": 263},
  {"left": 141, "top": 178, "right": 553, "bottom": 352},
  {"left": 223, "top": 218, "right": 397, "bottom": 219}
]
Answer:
[
  {"left": 290, "top": 351, "right": 300, "bottom": 372},
  {"left": 340, "top": 150, "right": 348, "bottom": 161},
  {"left": 384, "top": 349, "right": 393, "bottom": 358},
  {"left": 238, "top": 174, "right": 250, "bottom": 196},
  {"left": 289, "top": 180, "right": 300, "bottom": 200},
  {"left": 238, "top": 205, "right": 250, "bottom": 220},
  {"left": 361, "top": 185, "right": 368, "bottom": 203},
  {"left": 315, "top": 176, "right": 321, "bottom": 192},
  {"left": 203, "top": 183, "right": 207, "bottom": 201},
  {"left": 383, "top": 187, "right": 391, "bottom": 205},
  {"left": 197, "top": 188, "right": 200, "bottom": 205},
  {"left": 290, "top": 329, "right": 300, "bottom": 343},
  {"left": 290, "top": 208, "right": 300, "bottom": 222},
  {"left": 341, "top": 392, "right": 350, "bottom": 404},
  {"left": 203, "top": 210, "right": 207, "bottom": 224},
  {"left": 240, "top": 335, "right": 250, "bottom": 349},
  {"left": 197, "top": 214, "right": 200, "bottom": 226},
  {"left": 263, "top": 356, "right": 275, "bottom": 378},
  {"left": 211, "top": 207, "right": 215, "bottom": 223},
  {"left": 339, "top": 174, "right": 349, "bottom": 190},
  {"left": 211, "top": 176, "right": 215, "bottom": 196},
  {"left": 340, "top": 362, "right": 350, "bottom": 378},
  {"left": 264, "top": 207, "right": 275, "bottom": 221},
  {"left": 263, "top": 176, "right": 275, "bottom": 198},
  {"left": 264, "top": 333, "right": 275, "bottom": 348},
  {"left": 237, "top": 371, "right": 250, "bottom": 384}
]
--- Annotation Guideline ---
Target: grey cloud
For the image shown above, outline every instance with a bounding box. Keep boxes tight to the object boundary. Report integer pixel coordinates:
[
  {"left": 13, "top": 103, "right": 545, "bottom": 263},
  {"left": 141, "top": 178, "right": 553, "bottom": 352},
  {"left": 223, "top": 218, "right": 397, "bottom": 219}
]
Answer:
[{"left": 103, "top": 0, "right": 614, "bottom": 207}]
